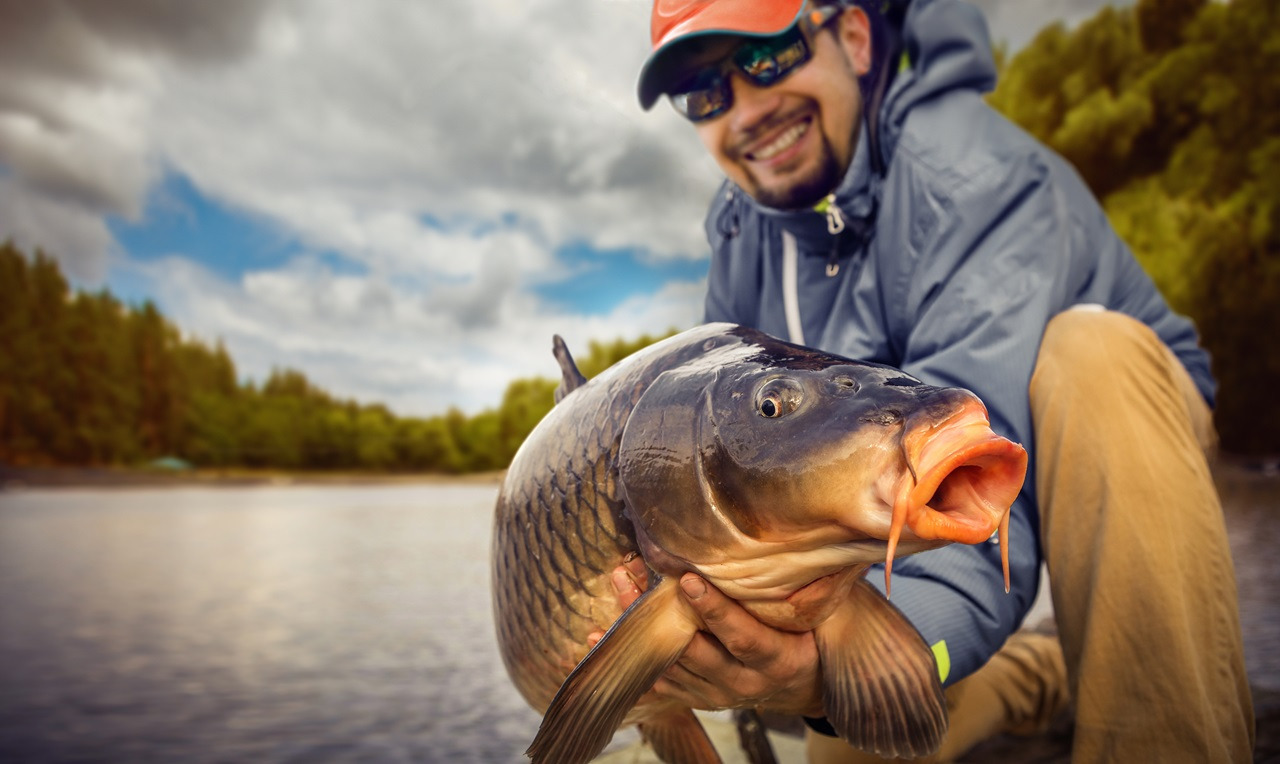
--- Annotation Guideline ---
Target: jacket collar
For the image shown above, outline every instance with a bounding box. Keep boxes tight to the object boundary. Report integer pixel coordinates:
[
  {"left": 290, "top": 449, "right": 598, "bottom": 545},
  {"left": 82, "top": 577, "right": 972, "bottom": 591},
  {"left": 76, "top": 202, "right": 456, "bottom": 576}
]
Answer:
[{"left": 752, "top": 116, "right": 880, "bottom": 252}]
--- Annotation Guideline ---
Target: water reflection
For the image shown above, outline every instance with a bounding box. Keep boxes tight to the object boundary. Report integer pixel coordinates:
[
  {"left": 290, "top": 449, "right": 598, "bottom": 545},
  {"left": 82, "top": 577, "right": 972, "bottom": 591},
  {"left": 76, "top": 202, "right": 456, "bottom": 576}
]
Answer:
[
  {"left": 0, "top": 484, "right": 542, "bottom": 763},
  {"left": 0, "top": 469, "right": 1275, "bottom": 763}
]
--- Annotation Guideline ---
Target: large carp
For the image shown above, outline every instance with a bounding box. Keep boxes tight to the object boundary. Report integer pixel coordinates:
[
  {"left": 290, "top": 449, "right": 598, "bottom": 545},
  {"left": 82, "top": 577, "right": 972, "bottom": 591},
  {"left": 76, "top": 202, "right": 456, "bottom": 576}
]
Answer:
[{"left": 492, "top": 323, "right": 1027, "bottom": 763}]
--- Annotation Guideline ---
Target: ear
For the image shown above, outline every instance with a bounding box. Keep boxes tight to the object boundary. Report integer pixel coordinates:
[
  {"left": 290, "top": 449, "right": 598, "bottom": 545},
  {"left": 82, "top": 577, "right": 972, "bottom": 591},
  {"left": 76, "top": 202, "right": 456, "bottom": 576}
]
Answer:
[{"left": 836, "top": 6, "right": 873, "bottom": 77}]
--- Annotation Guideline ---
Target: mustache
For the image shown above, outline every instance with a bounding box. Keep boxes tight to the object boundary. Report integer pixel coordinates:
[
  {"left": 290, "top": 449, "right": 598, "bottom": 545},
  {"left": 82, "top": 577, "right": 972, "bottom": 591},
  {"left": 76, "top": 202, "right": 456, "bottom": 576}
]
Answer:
[{"left": 728, "top": 108, "right": 813, "bottom": 159}]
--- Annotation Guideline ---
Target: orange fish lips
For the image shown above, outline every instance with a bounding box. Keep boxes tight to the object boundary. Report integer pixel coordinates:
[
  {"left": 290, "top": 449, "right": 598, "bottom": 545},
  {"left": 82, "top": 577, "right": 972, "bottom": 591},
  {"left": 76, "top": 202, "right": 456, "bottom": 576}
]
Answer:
[{"left": 886, "top": 401, "right": 1028, "bottom": 594}]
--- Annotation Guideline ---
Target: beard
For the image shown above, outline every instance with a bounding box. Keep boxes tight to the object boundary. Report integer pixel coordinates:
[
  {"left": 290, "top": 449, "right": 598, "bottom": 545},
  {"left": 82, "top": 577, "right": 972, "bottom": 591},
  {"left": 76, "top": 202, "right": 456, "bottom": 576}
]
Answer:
[
  {"left": 738, "top": 105, "right": 864, "bottom": 211},
  {"left": 744, "top": 132, "right": 846, "bottom": 210}
]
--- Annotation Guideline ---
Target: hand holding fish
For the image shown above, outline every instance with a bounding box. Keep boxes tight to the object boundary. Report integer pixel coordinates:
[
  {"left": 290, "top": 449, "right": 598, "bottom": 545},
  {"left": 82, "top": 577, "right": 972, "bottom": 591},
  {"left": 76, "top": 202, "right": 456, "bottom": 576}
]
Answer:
[{"left": 599, "top": 557, "right": 825, "bottom": 718}]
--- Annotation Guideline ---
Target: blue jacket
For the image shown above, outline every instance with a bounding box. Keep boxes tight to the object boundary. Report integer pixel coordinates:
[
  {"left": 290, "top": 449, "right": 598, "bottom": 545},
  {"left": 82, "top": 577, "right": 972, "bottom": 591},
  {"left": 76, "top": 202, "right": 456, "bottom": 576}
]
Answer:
[{"left": 701, "top": 0, "right": 1213, "bottom": 685}]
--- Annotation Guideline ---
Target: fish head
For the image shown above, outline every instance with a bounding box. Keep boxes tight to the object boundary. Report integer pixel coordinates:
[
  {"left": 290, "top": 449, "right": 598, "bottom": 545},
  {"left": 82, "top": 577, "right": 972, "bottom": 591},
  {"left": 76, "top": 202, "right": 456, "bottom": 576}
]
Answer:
[{"left": 618, "top": 330, "right": 1026, "bottom": 621}]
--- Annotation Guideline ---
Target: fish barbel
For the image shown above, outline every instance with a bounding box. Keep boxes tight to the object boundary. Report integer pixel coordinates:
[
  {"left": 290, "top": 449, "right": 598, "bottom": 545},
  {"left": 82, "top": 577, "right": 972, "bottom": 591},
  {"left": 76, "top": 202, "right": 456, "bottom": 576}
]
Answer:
[{"left": 491, "top": 323, "right": 1027, "bottom": 763}]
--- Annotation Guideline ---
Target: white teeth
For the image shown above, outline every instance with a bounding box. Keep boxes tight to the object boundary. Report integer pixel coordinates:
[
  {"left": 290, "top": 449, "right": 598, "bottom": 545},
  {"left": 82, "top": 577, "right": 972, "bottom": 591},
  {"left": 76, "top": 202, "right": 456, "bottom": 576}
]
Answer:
[{"left": 753, "top": 122, "right": 808, "bottom": 160}]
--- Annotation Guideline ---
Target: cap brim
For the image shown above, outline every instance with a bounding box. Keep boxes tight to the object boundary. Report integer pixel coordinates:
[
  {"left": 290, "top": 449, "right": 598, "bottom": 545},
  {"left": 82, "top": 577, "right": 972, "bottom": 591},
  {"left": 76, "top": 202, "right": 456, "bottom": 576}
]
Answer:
[{"left": 637, "top": 1, "right": 806, "bottom": 110}]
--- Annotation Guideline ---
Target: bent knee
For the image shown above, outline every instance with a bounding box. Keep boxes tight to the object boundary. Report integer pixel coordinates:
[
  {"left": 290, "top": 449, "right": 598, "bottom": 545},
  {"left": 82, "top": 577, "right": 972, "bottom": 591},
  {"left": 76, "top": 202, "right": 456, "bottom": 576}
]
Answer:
[
  {"left": 1033, "top": 306, "right": 1166, "bottom": 390},
  {"left": 1031, "top": 306, "right": 1217, "bottom": 452}
]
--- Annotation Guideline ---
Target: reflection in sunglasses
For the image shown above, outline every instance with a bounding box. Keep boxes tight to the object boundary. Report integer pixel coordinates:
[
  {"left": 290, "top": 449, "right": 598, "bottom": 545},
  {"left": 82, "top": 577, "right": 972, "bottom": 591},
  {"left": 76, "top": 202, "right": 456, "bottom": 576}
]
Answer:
[{"left": 668, "top": 3, "right": 840, "bottom": 122}]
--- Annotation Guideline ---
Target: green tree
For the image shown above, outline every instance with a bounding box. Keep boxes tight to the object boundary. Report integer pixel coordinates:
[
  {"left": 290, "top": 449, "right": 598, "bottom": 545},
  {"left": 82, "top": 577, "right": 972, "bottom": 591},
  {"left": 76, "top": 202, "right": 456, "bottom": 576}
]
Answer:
[
  {"left": 2, "top": 249, "right": 74, "bottom": 462},
  {"left": 395, "top": 417, "right": 464, "bottom": 473},
  {"left": 990, "top": 0, "right": 1280, "bottom": 453},
  {"left": 0, "top": 243, "right": 692, "bottom": 470},
  {"left": 354, "top": 405, "right": 396, "bottom": 470},
  {"left": 64, "top": 290, "right": 141, "bottom": 463},
  {"left": 1136, "top": 0, "right": 1206, "bottom": 53},
  {"left": 496, "top": 377, "right": 558, "bottom": 462}
]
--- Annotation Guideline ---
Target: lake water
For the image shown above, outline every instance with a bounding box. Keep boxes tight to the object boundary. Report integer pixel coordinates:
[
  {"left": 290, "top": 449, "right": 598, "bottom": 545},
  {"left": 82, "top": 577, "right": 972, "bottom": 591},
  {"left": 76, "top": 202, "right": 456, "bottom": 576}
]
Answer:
[
  {"left": 0, "top": 483, "right": 578, "bottom": 763},
  {"left": 1, "top": 473, "right": 1276, "bottom": 763}
]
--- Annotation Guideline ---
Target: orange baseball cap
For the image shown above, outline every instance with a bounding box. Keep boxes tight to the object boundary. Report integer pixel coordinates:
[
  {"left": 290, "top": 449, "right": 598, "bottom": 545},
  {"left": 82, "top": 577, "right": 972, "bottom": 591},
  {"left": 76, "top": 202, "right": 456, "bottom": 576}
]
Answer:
[{"left": 637, "top": 0, "right": 807, "bottom": 110}]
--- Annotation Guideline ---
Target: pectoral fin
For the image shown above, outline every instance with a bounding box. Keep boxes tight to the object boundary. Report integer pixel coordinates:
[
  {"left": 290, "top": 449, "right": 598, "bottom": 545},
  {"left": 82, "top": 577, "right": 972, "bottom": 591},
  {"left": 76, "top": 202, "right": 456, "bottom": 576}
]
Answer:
[
  {"left": 527, "top": 576, "right": 699, "bottom": 764},
  {"left": 813, "top": 578, "right": 948, "bottom": 758},
  {"left": 640, "top": 708, "right": 722, "bottom": 764}
]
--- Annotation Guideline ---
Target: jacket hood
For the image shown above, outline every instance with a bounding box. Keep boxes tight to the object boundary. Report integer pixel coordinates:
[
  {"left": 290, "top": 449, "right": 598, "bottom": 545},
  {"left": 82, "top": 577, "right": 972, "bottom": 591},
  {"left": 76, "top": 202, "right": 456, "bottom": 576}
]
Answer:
[{"left": 740, "top": 0, "right": 998, "bottom": 250}]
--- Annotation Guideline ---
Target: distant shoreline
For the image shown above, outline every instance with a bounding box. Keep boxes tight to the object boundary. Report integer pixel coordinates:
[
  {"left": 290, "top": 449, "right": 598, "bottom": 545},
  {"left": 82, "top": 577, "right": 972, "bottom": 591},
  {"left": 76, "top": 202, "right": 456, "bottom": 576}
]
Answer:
[
  {"left": 0, "top": 464, "right": 506, "bottom": 491},
  {"left": 3, "top": 456, "right": 1275, "bottom": 492}
]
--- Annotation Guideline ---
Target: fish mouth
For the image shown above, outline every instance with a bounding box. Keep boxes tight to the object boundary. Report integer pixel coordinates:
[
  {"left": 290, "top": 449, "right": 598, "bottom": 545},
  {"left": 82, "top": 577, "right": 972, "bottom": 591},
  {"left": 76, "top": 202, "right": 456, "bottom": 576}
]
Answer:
[{"left": 885, "top": 401, "right": 1028, "bottom": 594}]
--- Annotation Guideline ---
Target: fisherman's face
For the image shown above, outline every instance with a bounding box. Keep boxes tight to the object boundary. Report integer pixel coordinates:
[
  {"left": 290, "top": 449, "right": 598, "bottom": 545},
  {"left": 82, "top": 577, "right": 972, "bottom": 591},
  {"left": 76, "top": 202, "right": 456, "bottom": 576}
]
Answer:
[{"left": 683, "top": 8, "right": 872, "bottom": 210}]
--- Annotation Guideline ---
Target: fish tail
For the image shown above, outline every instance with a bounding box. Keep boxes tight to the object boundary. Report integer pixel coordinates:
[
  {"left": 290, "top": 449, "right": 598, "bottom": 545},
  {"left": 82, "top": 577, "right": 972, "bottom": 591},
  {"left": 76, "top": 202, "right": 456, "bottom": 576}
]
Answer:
[{"left": 731, "top": 707, "right": 778, "bottom": 764}]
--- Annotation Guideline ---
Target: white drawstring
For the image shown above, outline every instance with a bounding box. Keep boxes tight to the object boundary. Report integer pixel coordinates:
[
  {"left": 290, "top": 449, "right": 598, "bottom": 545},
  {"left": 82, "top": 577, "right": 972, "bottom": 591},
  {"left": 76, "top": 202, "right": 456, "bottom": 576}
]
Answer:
[{"left": 782, "top": 231, "right": 806, "bottom": 345}]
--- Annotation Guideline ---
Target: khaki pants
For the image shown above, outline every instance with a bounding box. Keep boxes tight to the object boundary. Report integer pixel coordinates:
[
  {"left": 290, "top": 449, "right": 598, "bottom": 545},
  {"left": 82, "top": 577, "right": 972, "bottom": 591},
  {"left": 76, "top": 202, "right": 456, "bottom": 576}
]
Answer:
[{"left": 808, "top": 309, "right": 1255, "bottom": 763}]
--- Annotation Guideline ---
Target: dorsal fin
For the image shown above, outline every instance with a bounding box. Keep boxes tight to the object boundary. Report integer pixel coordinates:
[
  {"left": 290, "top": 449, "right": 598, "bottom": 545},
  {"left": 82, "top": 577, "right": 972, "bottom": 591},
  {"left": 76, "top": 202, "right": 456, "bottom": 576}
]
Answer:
[{"left": 553, "top": 335, "right": 588, "bottom": 404}]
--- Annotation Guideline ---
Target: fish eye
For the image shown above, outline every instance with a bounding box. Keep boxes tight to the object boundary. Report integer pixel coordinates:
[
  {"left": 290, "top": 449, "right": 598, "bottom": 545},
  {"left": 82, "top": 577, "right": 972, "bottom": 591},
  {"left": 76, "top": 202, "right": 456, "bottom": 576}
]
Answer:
[{"left": 755, "top": 377, "right": 803, "bottom": 418}]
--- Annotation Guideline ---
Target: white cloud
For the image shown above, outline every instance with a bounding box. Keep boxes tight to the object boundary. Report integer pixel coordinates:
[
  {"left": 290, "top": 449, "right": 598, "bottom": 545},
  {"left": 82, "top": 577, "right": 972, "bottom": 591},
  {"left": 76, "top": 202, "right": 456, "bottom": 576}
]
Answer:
[
  {"left": 127, "top": 248, "right": 703, "bottom": 417},
  {"left": 0, "top": 0, "right": 1128, "bottom": 416},
  {"left": 144, "top": 0, "right": 720, "bottom": 264}
]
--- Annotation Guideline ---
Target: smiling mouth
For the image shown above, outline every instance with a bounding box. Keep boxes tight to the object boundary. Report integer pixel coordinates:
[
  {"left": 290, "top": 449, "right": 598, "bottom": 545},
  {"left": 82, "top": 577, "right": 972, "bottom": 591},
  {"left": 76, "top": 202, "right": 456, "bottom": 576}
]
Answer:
[{"left": 745, "top": 117, "right": 811, "bottom": 162}]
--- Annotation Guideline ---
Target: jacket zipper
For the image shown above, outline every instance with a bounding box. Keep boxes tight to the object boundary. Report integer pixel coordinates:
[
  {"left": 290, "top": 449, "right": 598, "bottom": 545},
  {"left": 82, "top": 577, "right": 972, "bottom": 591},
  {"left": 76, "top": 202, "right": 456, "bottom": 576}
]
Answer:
[
  {"left": 822, "top": 194, "right": 846, "bottom": 235},
  {"left": 818, "top": 193, "right": 845, "bottom": 276}
]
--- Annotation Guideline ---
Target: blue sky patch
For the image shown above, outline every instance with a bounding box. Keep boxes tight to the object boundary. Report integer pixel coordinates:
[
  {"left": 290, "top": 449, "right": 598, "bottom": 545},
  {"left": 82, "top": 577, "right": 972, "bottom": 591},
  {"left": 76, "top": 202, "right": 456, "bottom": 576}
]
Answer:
[
  {"left": 535, "top": 242, "right": 708, "bottom": 315},
  {"left": 109, "top": 172, "right": 297, "bottom": 281},
  {"left": 103, "top": 171, "right": 707, "bottom": 319}
]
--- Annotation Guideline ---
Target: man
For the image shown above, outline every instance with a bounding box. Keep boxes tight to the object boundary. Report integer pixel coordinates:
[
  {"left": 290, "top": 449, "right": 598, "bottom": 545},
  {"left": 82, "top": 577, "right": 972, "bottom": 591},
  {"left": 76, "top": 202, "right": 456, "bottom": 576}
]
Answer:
[{"left": 616, "top": 0, "right": 1255, "bottom": 760}]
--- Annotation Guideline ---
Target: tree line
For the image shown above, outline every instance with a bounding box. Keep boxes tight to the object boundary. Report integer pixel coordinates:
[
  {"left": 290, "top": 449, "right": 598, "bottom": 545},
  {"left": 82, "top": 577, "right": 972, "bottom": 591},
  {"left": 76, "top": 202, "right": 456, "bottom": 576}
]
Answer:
[
  {"left": 3, "top": 0, "right": 1275, "bottom": 468},
  {"left": 988, "top": 0, "right": 1279, "bottom": 454},
  {"left": 0, "top": 243, "right": 672, "bottom": 472}
]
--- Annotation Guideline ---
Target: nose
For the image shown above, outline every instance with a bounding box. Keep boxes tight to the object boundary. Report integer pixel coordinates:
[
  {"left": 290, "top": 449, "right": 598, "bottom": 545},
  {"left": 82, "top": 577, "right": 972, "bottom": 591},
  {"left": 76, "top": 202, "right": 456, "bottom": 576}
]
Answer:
[{"left": 726, "top": 73, "right": 783, "bottom": 134}]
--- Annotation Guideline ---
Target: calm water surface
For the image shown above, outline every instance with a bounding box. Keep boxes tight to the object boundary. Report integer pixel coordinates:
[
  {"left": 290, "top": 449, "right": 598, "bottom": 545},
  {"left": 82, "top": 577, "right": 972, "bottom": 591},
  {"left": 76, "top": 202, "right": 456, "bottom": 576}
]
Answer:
[
  {"left": 0, "top": 483, "right": 565, "bottom": 763},
  {"left": 0, "top": 473, "right": 1276, "bottom": 763}
]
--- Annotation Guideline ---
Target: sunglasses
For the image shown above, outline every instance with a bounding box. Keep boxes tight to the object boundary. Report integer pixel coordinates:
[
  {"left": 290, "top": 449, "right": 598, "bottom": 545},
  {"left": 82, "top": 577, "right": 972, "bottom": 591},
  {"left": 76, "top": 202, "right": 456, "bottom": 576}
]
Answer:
[{"left": 668, "top": 3, "right": 842, "bottom": 123}]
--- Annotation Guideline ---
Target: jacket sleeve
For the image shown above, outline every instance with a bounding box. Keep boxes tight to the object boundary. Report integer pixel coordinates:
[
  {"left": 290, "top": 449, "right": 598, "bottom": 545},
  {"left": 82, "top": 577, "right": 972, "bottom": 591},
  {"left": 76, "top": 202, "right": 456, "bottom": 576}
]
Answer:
[
  {"left": 861, "top": 142, "right": 1066, "bottom": 686},
  {"left": 860, "top": 109, "right": 1211, "bottom": 686}
]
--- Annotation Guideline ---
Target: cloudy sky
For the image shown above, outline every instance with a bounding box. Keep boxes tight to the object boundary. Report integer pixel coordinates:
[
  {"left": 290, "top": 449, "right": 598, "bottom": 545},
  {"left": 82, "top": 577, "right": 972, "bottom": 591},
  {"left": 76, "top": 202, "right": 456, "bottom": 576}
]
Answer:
[{"left": 0, "top": 0, "right": 1127, "bottom": 418}]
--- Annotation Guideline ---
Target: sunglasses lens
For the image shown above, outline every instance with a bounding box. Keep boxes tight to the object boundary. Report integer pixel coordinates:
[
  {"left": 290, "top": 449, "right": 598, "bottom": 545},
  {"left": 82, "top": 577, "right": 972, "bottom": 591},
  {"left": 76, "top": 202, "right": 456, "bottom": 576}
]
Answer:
[
  {"left": 736, "top": 31, "right": 809, "bottom": 87},
  {"left": 670, "top": 70, "right": 732, "bottom": 122},
  {"left": 667, "top": 21, "right": 816, "bottom": 122}
]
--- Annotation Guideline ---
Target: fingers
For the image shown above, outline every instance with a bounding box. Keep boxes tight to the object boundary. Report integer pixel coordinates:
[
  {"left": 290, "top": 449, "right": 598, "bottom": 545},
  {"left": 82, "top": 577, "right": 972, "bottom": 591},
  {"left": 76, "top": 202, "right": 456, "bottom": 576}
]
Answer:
[
  {"left": 596, "top": 568, "right": 823, "bottom": 718},
  {"left": 609, "top": 552, "right": 650, "bottom": 611},
  {"left": 622, "top": 552, "right": 648, "bottom": 589},
  {"left": 653, "top": 634, "right": 748, "bottom": 709},
  {"left": 611, "top": 567, "right": 643, "bottom": 610},
  {"left": 678, "top": 574, "right": 784, "bottom": 669}
]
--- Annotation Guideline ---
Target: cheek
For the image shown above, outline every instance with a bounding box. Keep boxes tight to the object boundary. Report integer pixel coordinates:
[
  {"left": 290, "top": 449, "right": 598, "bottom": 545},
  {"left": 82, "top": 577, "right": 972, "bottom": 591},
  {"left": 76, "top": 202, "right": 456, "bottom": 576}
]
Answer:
[
  {"left": 696, "top": 122, "right": 749, "bottom": 183},
  {"left": 819, "top": 84, "right": 860, "bottom": 170}
]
